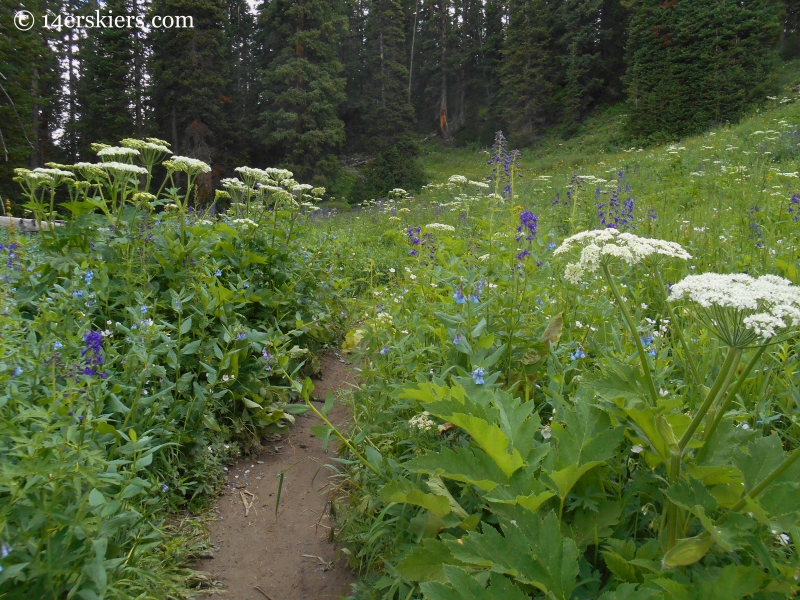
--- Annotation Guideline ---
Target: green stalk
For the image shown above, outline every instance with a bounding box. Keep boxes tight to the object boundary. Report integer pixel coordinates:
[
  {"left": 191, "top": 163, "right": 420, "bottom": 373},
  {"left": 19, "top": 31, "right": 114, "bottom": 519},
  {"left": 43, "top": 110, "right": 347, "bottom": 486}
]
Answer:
[
  {"left": 666, "top": 447, "right": 681, "bottom": 550},
  {"left": 678, "top": 346, "right": 741, "bottom": 452},
  {"left": 602, "top": 262, "right": 659, "bottom": 406},
  {"left": 654, "top": 265, "right": 701, "bottom": 388},
  {"left": 698, "top": 344, "right": 767, "bottom": 460}
]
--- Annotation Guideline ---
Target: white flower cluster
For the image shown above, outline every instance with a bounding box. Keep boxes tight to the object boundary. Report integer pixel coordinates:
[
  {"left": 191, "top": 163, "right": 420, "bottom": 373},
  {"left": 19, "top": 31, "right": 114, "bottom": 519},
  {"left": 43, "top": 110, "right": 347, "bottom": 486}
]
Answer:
[
  {"left": 424, "top": 223, "right": 455, "bottom": 232},
  {"left": 231, "top": 218, "right": 258, "bottom": 228},
  {"left": 121, "top": 138, "right": 171, "bottom": 154},
  {"left": 409, "top": 411, "right": 436, "bottom": 433},
  {"left": 376, "top": 312, "right": 393, "bottom": 325},
  {"left": 669, "top": 273, "right": 800, "bottom": 339},
  {"left": 469, "top": 180, "right": 490, "bottom": 188},
  {"left": 448, "top": 175, "right": 469, "bottom": 185},
  {"left": 555, "top": 229, "right": 692, "bottom": 283},
  {"left": 164, "top": 156, "right": 211, "bottom": 175},
  {"left": 101, "top": 162, "right": 148, "bottom": 175},
  {"left": 97, "top": 146, "right": 140, "bottom": 157}
]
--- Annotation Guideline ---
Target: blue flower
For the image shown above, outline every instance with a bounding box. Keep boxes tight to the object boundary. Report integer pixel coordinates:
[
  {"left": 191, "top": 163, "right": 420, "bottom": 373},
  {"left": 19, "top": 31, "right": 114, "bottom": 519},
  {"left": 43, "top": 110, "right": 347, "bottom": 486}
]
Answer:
[
  {"left": 11, "top": 366, "right": 22, "bottom": 377},
  {"left": 215, "top": 269, "right": 222, "bottom": 276},
  {"left": 570, "top": 348, "right": 586, "bottom": 360},
  {"left": 53, "top": 341, "right": 63, "bottom": 350},
  {"left": 453, "top": 289, "right": 466, "bottom": 304},
  {"left": 516, "top": 250, "right": 531, "bottom": 261},
  {"left": 380, "top": 346, "right": 390, "bottom": 355},
  {"left": 648, "top": 348, "right": 656, "bottom": 357},
  {"left": 471, "top": 368, "right": 485, "bottom": 385},
  {"left": 72, "top": 290, "right": 83, "bottom": 299},
  {"left": 468, "top": 294, "right": 480, "bottom": 303},
  {"left": 547, "top": 242, "right": 556, "bottom": 251},
  {"left": 236, "top": 331, "right": 247, "bottom": 340},
  {"left": 453, "top": 334, "right": 462, "bottom": 345},
  {"left": 141, "top": 305, "right": 147, "bottom": 314},
  {"left": 161, "top": 484, "right": 169, "bottom": 493},
  {"left": 84, "top": 270, "right": 94, "bottom": 285},
  {"left": 640, "top": 334, "right": 654, "bottom": 347}
]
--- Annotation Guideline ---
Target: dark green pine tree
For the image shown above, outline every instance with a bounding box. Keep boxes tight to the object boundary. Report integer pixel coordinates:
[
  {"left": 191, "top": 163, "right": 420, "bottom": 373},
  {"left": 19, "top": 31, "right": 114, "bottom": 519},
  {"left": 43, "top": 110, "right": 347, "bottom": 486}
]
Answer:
[
  {"left": 78, "top": 0, "right": 136, "bottom": 151},
  {"left": 625, "top": 0, "right": 783, "bottom": 142},
  {"left": 500, "top": 0, "right": 556, "bottom": 144},
  {"left": 149, "top": 0, "right": 233, "bottom": 175},
  {"left": 255, "top": 0, "right": 347, "bottom": 185},
  {"left": 225, "top": 0, "right": 257, "bottom": 165},
  {"left": 356, "top": 0, "right": 425, "bottom": 199}
]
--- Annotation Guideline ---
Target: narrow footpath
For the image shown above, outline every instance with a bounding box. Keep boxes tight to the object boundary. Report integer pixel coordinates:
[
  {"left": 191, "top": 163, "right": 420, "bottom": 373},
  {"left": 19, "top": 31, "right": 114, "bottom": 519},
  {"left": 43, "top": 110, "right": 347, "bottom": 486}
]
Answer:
[{"left": 198, "top": 355, "right": 357, "bottom": 599}]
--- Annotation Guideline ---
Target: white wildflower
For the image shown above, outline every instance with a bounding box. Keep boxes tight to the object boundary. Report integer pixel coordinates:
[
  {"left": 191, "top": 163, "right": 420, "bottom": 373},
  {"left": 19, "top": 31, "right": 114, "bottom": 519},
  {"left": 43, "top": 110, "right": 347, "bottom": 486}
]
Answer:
[
  {"left": 163, "top": 156, "right": 211, "bottom": 175},
  {"left": 409, "top": 411, "right": 436, "bottom": 432},
  {"left": 631, "top": 444, "right": 644, "bottom": 454},
  {"left": 100, "top": 162, "right": 148, "bottom": 175},
  {"left": 448, "top": 175, "right": 469, "bottom": 185},
  {"left": 555, "top": 229, "right": 691, "bottom": 283},
  {"left": 97, "top": 146, "right": 140, "bottom": 158},
  {"left": 424, "top": 223, "right": 455, "bottom": 232}
]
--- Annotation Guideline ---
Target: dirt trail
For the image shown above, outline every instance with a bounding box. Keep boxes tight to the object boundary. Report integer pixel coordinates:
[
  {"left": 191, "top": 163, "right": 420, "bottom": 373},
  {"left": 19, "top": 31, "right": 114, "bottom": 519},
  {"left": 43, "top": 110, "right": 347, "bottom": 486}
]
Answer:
[{"left": 198, "top": 355, "right": 357, "bottom": 599}]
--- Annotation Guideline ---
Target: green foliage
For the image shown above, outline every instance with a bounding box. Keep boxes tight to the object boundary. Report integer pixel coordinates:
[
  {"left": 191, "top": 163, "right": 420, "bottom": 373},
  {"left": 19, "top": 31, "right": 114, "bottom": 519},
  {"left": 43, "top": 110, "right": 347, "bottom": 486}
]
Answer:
[{"left": 625, "top": 0, "right": 783, "bottom": 143}]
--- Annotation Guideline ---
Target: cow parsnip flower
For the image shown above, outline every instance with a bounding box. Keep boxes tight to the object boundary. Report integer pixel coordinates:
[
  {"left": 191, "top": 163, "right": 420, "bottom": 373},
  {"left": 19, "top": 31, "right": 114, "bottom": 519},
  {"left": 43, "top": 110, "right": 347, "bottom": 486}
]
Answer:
[
  {"left": 163, "top": 156, "right": 211, "bottom": 175},
  {"left": 100, "top": 162, "right": 148, "bottom": 175},
  {"left": 555, "top": 229, "right": 691, "bottom": 283},
  {"left": 424, "top": 223, "right": 456, "bottom": 232},
  {"left": 669, "top": 273, "right": 800, "bottom": 343},
  {"left": 97, "top": 146, "right": 140, "bottom": 158}
]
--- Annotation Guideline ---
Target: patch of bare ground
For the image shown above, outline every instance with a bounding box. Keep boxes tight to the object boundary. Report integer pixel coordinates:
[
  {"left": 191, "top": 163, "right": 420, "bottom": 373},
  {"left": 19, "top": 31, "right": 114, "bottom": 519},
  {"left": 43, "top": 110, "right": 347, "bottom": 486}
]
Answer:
[{"left": 195, "top": 354, "right": 357, "bottom": 599}]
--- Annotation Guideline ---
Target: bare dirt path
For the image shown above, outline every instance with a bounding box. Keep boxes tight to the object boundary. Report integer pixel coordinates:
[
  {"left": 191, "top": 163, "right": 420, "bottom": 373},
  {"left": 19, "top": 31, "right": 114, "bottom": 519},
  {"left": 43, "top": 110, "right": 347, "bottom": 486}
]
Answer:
[{"left": 198, "top": 355, "right": 357, "bottom": 599}]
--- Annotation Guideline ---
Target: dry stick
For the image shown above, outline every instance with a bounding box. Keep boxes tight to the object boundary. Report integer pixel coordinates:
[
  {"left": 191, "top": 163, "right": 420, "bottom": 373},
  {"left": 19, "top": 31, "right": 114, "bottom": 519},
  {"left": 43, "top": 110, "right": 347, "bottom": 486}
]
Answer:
[{"left": 253, "top": 585, "right": 273, "bottom": 600}]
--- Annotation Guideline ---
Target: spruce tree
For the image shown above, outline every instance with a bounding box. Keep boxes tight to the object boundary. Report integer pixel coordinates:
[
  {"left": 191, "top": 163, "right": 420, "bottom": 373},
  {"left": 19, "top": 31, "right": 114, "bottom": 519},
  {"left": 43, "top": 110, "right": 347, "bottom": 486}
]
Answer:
[
  {"left": 149, "top": 0, "right": 232, "bottom": 169},
  {"left": 356, "top": 0, "right": 425, "bottom": 199},
  {"left": 78, "top": 0, "right": 136, "bottom": 151},
  {"left": 255, "top": 0, "right": 347, "bottom": 185},
  {"left": 625, "top": 0, "right": 783, "bottom": 142},
  {"left": 500, "top": 0, "right": 555, "bottom": 144}
]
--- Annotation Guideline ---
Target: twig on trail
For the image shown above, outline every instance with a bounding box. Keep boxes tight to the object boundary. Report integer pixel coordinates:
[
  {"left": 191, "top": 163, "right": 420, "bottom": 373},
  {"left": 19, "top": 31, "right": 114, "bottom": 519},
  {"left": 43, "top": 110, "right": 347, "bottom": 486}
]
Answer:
[
  {"left": 252, "top": 585, "right": 273, "bottom": 599},
  {"left": 240, "top": 490, "right": 257, "bottom": 516}
]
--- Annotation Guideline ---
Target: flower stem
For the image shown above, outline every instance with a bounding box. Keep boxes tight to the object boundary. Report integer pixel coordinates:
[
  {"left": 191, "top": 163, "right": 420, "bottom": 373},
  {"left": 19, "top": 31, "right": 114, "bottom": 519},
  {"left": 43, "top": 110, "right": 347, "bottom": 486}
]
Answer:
[
  {"left": 678, "top": 346, "right": 741, "bottom": 452},
  {"left": 698, "top": 344, "right": 767, "bottom": 461},
  {"left": 602, "top": 262, "right": 659, "bottom": 406},
  {"left": 654, "top": 265, "right": 701, "bottom": 388}
]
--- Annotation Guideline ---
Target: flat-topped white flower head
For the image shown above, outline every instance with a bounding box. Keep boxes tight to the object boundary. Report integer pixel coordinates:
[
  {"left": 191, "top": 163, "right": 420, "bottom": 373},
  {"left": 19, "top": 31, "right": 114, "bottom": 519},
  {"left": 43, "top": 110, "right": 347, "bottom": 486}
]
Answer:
[
  {"left": 121, "top": 138, "right": 171, "bottom": 154},
  {"left": 424, "top": 223, "right": 455, "bottom": 232},
  {"left": 99, "top": 161, "right": 148, "bottom": 175},
  {"left": 163, "top": 156, "right": 211, "bottom": 175},
  {"left": 448, "top": 175, "right": 468, "bottom": 185},
  {"left": 669, "top": 273, "right": 800, "bottom": 343},
  {"left": 97, "top": 146, "right": 140, "bottom": 159},
  {"left": 555, "top": 229, "right": 691, "bottom": 283}
]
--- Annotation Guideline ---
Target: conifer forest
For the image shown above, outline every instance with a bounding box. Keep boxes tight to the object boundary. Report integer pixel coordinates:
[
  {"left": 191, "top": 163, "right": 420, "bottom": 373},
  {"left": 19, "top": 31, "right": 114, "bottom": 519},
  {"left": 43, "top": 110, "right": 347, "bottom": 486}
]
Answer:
[{"left": 2, "top": 1, "right": 800, "bottom": 599}]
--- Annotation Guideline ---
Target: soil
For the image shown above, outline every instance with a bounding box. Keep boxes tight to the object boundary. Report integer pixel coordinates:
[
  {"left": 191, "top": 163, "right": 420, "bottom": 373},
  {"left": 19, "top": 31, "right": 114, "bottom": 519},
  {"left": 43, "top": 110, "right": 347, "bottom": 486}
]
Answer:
[{"left": 197, "top": 354, "right": 358, "bottom": 599}]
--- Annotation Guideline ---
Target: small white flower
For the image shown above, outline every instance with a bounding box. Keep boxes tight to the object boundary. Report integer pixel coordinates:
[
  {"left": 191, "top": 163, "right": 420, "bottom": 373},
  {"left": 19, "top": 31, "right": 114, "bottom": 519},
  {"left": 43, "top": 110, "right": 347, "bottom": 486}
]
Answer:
[
  {"left": 631, "top": 444, "right": 644, "bottom": 454},
  {"left": 641, "top": 303, "right": 648, "bottom": 309},
  {"left": 660, "top": 388, "right": 669, "bottom": 397},
  {"left": 541, "top": 425, "right": 552, "bottom": 440},
  {"left": 389, "top": 268, "right": 396, "bottom": 273}
]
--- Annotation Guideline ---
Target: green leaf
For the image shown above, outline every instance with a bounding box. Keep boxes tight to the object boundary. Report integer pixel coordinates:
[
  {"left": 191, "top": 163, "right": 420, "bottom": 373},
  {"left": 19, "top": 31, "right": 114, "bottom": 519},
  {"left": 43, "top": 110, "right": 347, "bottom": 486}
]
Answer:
[
  {"left": 426, "top": 476, "right": 469, "bottom": 519},
  {"left": 242, "top": 397, "right": 263, "bottom": 409},
  {"left": 310, "top": 424, "right": 334, "bottom": 452},
  {"left": 602, "top": 550, "right": 639, "bottom": 583},
  {"left": 179, "top": 316, "right": 192, "bottom": 335},
  {"left": 570, "top": 501, "right": 622, "bottom": 549},
  {"left": 662, "top": 533, "right": 714, "bottom": 567},
  {"left": 321, "top": 390, "right": 335, "bottom": 417},
  {"left": 515, "top": 491, "right": 556, "bottom": 514},
  {"left": 201, "top": 413, "right": 221, "bottom": 432},
  {"left": 446, "top": 413, "right": 524, "bottom": 478},
  {"left": 381, "top": 479, "right": 451, "bottom": 516},
  {"left": 181, "top": 339, "right": 202, "bottom": 355},
  {"left": 88, "top": 488, "right": 106, "bottom": 506},
  {"left": 732, "top": 435, "right": 787, "bottom": 492},
  {"left": 665, "top": 477, "right": 718, "bottom": 515},
  {"left": 447, "top": 510, "right": 579, "bottom": 600},
  {"left": 546, "top": 461, "right": 604, "bottom": 501},
  {"left": 695, "top": 565, "right": 764, "bottom": 600},
  {"left": 405, "top": 447, "right": 510, "bottom": 491},
  {"left": 396, "top": 539, "right": 457, "bottom": 583},
  {"left": 543, "top": 313, "right": 563, "bottom": 344},
  {"left": 474, "top": 332, "right": 495, "bottom": 350},
  {"left": 599, "top": 583, "right": 661, "bottom": 600},
  {"left": 421, "top": 567, "right": 530, "bottom": 600}
]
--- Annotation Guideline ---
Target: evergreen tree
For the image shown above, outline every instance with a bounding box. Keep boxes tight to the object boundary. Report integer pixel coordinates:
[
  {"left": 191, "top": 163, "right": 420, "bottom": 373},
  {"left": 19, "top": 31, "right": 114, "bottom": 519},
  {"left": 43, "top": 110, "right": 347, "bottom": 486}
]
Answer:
[
  {"left": 149, "top": 0, "right": 233, "bottom": 174},
  {"left": 255, "top": 0, "right": 347, "bottom": 184},
  {"left": 500, "top": 0, "right": 555, "bottom": 144},
  {"left": 625, "top": 0, "right": 783, "bottom": 142},
  {"left": 225, "top": 0, "right": 257, "bottom": 164},
  {"left": 78, "top": 0, "right": 136, "bottom": 151},
  {"left": 356, "top": 0, "right": 425, "bottom": 199}
]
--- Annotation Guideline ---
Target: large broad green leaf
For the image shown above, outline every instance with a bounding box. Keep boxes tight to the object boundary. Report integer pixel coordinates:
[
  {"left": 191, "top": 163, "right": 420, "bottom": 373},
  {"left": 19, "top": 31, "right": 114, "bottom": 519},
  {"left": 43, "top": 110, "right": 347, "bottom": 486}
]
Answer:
[
  {"left": 405, "top": 447, "right": 510, "bottom": 491},
  {"left": 491, "top": 390, "right": 540, "bottom": 458},
  {"left": 446, "top": 510, "right": 579, "bottom": 600},
  {"left": 445, "top": 413, "right": 524, "bottom": 478},
  {"left": 426, "top": 476, "right": 469, "bottom": 520},
  {"left": 664, "top": 477, "right": 718, "bottom": 515},
  {"left": 396, "top": 539, "right": 458, "bottom": 583},
  {"left": 381, "top": 479, "right": 451, "bottom": 516},
  {"left": 550, "top": 402, "right": 623, "bottom": 468},
  {"left": 599, "top": 583, "right": 661, "bottom": 600},
  {"left": 700, "top": 418, "right": 753, "bottom": 466},
  {"left": 570, "top": 501, "right": 622, "bottom": 550},
  {"left": 546, "top": 461, "right": 604, "bottom": 501},
  {"left": 732, "top": 435, "right": 800, "bottom": 492},
  {"left": 584, "top": 359, "right": 648, "bottom": 404},
  {"left": 694, "top": 565, "right": 764, "bottom": 600},
  {"left": 421, "top": 567, "right": 530, "bottom": 600},
  {"left": 623, "top": 407, "right": 670, "bottom": 461}
]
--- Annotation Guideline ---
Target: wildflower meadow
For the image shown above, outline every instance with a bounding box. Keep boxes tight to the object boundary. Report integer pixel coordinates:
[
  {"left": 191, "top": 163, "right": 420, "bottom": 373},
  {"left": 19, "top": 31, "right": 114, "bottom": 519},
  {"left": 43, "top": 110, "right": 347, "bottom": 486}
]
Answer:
[{"left": 2, "top": 68, "right": 800, "bottom": 600}]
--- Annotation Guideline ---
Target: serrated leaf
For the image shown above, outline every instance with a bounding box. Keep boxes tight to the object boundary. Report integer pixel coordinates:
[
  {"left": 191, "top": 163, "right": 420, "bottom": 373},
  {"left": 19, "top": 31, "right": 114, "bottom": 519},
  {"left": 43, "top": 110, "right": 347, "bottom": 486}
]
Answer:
[
  {"left": 665, "top": 476, "right": 718, "bottom": 515},
  {"left": 546, "top": 461, "right": 604, "bottom": 501},
  {"left": 599, "top": 583, "right": 660, "bottom": 600},
  {"left": 602, "top": 550, "right": 638, "bottom": 583},
  {"left": 732, "top": 435, "right": 795, "bottom": 492},
  {"left": 420, "top": 567, "right": 530, "bottom": 600},
  {"left": 396, "top": 539, "right": 457, "bottom": 583},
  {"left": 446, "top": 413, "right": 524, "bottom": 478},
  {"left": 405, "top": 447, "right": 510, "bottom": 491},
  {"left": 381, "top": 479, "right": 451, "bottom": 516},
  {"left": 695, "top": 565, "right": 764, "bottom": 600}
]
